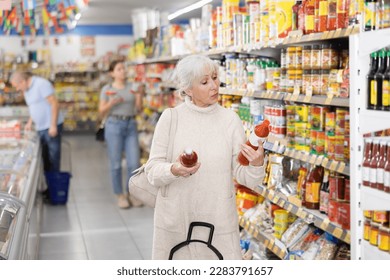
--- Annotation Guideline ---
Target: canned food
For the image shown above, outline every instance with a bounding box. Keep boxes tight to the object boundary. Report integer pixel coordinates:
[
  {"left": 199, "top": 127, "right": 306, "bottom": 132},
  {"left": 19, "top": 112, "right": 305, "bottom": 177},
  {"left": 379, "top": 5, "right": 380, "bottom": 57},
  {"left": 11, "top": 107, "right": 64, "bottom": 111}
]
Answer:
[
  {"left": 378, "top": 226, "right": 390, "bottom": 251},
  {"left": 325, "top": 135, "right": 336, "bottom": 160}
]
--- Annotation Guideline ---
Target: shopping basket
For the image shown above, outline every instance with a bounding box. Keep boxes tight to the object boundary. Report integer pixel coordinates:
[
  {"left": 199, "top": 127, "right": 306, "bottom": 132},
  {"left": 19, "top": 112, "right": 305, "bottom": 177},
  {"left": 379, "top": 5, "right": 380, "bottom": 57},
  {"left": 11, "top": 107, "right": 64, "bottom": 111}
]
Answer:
[
  {"left": 169, "top": 222, "right": 223, "bottom": 260},
  {"left": 44, "top": 140, "right": 72, "bottom": 205}
]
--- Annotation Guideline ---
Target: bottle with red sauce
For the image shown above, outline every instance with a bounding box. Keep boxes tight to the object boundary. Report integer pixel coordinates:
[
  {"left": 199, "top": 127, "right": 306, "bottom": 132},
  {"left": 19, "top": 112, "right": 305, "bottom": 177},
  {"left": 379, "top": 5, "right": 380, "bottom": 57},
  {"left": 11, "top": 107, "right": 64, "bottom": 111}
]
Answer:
[
  {"left": 180, "top": 148, "right": 198, "bottom": 168},
  {"left": 377, "top": 140, "right": 387, "bottom": 191},
  {"left": 305, "top": 165, "right": 324, "bottom": 209},
  {"left": 237, "top": 119, "right": 270, "bottom": 166},
  {"left": 383, "top": 141, "right": 390, "bottom": 193},
  {"left": 362, "top": 138, "right": 373, "bottom": 187},
  {"left": 369, "top": 139, "right": 380, "bottom": 189}
]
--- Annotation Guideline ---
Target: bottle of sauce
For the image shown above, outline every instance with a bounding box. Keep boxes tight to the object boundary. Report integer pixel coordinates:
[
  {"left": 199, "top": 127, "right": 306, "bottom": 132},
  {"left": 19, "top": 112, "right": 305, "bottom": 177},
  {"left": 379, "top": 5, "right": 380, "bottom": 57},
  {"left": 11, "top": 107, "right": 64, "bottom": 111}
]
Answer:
[
  {"left": 238, "top": 119, "right": 270, "bottom": 166},
  {"left": 382, "top": 50, "right": 390, "bottom": 111},
  {"left": 319, "top": 169, "right": 330, "bottom": 214},
  {"left": 384, "top": 141, "right": 390, "bottom": 193},
  {"left": 369, "top": 139, "right": 380, "bottom": 189},
  {"left": 367, "top": 51, "right": 379, "bottom": 110},
  {"left": 372, "top": 49, "right": 387, "bottom": 110},
  {"left": 327, "top": 0, "right": 338, "bottom": 30},
  {"left": 297, "top": 165, "right": 309, "bottom": 201},
  {"left": 180, "top": 148, "right": 198, "bottom": 168},
  {"left": 318, "top": 0, "right": 328, "bottom": 32},
  {"left": 304, "top": 0, "right": 316, "bottom": 34},
  {"left": 305, "top": 165, "right": 324, "bottom": 209},
  {"left": 298, "top": 0, "right": 306, "bottom": 31},
  {"left": 363, "top": 138, "right": 373, "bottom": 187},
  {"left": 292, "top": 0, "right": 303, "bottom": 31},
  {"left": 377, "top": 140, "right": 387, "bottom": 191}
]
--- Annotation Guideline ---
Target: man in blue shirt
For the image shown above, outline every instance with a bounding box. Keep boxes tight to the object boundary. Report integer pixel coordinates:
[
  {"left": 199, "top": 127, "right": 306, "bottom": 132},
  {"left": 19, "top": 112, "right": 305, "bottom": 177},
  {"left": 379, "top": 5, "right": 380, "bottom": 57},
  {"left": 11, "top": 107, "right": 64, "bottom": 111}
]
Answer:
[{"left": 10, "top": 71, "right": 64, "bottom": 172}]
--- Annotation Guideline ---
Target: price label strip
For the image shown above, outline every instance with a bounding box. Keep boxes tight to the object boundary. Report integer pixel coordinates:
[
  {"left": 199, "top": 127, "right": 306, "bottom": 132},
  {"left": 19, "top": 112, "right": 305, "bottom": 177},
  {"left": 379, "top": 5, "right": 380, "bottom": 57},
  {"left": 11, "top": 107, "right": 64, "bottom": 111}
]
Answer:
[
  {"left": 320, "top": 218, "right": 330, "bottom": 230},
  {"left": 301, "top": 153, "right": 309, "bottom": 162},
  {"left": 315, "top": 155, "right": 324, "bottom": 166},
  {"left": 322, "top": 157, "right": 329, "bottom": 168},
  {"left": 309, "top": 155, "right": 317, "bottom": 164},
  {"left": 303, "top": 86, "right": 313, "bottom": 103},
  {"left": 287, "top": 204, "right": 293, "bottom": 212},
  {"left": 329, "top": 160, "right": 339, "bottom": 171},
  {"left": 321, "top": 31, "right": 329, "bottom": 40},
  {"left": 337, "top": 162, "right": 346, "bottom": 173},
  {"left": 334, "top": 28, "right": 343, "bottom": 38},
  {"left": 325, "top": 93, "right": 334, "bottom": 105},
  {"left": 279, "top": 200, "right": 286, "bottom": 208},
  {"left": 291, "top": 85, "right": 300, "bottom": 101},
  {"left": 333, "top": 227, "right": 343, "bottom": 239}
]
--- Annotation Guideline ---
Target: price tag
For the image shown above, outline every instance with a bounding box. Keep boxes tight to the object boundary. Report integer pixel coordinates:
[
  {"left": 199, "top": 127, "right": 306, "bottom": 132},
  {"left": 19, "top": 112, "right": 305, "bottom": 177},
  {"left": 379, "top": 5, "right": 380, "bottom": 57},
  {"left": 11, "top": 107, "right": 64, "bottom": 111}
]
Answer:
[
  {"left": 337, "top": 162, "right": 346, "bottom": 173},
  {"left": 296, "top": 208, "right": 304, "bottom": 217},
  {"left": 275, "top": 92, "right": 281, "bottom": 99},
  {"left": 321, "top": 31, "right": 329, "bottom": 40},
  {"left": 344, "top": 26, "right": 354, "bottom": 36},
  {"left": 301, "top": 153, "right": 309, "bottom": 162},
  {"left": 333, "top": 227, "right": 343, "bottom": 239},
  {"left": 296, "top": 151, "right": 303, "bottom": 160},
  {"left": 285, "top": 93, "right": 292, "bottom": 101},
  {"left": 326, "top": 30, "right": 335, "bottom": 39},
  {"left": 315, "top": 155, "right": 324, "bottom": 166},
  {"left": 269, "top": 238, "right": 275, "bottom": 248},
  {"left": 303, "top": 86, "right": 313, "bottom": 103},
  {"left": 345, "top": 233, "right": 351, "bottom": 244},
  {"left": 291, "top": 85, "right": 300, "bottom": 101},
  {"left": 325, "top": 93, "right": 334, "bottom": 105},
  {"left": 329, "top": 160, "right": 339, "bottom": 171},
  {"left": 279, "top": 200, "right": 286, "bottom": 208},
  {"left": 287, "top": 204, "right": 293, "bottom": 212},
  {"left": 320, "top": 218, "right": 330, "bottom": 230},
  {"left": 309, "top": 155, "right": 317, "bottom": 164},
  {"left": 321, "top": 157, "right": 329, "bottom": 168},
  {"left": 273, "top": 196, "right": 279, "bottom": 204}
]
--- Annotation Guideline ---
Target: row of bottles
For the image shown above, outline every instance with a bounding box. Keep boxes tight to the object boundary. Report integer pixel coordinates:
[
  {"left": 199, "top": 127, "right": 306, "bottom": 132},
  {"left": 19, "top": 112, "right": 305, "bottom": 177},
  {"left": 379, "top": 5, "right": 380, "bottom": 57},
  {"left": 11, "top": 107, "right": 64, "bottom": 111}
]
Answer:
[
  {"left": 367, "top": 48, "right": 390, "bottom": 111},
  {"left": 362, "top": 137, "right": 390, "bottom": 194}
]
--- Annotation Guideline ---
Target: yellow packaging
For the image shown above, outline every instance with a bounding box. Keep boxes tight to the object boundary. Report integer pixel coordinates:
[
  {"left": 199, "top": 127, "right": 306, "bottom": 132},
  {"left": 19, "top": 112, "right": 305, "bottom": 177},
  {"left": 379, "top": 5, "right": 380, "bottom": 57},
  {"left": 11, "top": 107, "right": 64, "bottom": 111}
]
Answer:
[
  {"left": 260, "top": 0, "right": 270, "bottom": 42},
  {"left": 275, "top": 0, "right": 296, "bottom": 38},
  {"left": 295, "top": 105, "right": 309, "bottom": 122}
]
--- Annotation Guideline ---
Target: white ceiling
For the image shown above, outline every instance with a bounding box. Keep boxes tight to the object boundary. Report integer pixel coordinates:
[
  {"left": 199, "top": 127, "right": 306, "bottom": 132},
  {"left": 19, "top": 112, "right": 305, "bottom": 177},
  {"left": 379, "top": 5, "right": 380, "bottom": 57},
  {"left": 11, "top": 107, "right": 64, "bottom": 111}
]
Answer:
[{"left": 78, "top": 0, "right": 222, "bottom": 25}]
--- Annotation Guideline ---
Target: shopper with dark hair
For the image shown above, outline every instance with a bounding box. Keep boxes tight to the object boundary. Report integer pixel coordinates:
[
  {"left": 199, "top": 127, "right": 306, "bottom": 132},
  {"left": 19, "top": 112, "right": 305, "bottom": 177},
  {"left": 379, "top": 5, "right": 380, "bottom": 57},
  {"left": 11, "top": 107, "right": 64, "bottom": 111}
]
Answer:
[
  {"left": 99, "top": 60, "right": 144, "bottom": 209},
  {"left": 10, "top": 70, "right": 64, "bottom": 172},
  {"left": 145, "top": 55, "right": 266, "bottom": 259}
]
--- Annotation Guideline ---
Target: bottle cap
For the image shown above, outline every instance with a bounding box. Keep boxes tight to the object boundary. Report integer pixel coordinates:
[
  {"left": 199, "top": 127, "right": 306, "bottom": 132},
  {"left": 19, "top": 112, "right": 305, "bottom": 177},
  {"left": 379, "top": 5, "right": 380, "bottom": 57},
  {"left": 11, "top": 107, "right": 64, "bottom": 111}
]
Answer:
[{"left": 184, "top": 148, "right": 193, "bottom": 155}]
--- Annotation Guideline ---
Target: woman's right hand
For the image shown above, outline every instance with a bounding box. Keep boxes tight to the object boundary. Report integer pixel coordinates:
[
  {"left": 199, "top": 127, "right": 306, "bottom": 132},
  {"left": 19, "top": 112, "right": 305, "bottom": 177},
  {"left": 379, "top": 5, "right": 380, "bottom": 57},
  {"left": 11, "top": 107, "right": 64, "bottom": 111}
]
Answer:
[{"left": 171, "top": 160, "right": 201, "bottom": 178}]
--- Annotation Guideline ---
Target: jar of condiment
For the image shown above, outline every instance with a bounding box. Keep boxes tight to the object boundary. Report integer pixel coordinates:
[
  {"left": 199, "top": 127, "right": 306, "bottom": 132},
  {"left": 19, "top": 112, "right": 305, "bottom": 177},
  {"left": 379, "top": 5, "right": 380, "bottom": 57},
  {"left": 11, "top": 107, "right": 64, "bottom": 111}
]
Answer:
[
  {"left": 302, "top": 45, "right": 312, "bottom": 70},
  {"left": 280, "top": 69, "right": 287, "bottom": 92},
  {"left": 295, "top": 46, "right": 303, "bottom": 69},
  {"left": 281, "top": 48, "right": 287, "bottom": 70},
  {"left": 311, "top": 69, "right": 321, "bottom": 95},
  {"left": 311, "top": 45, "right": 321, "bottom": 70},
  {"left": 378, "top": 225, "right": 390, "bottom": 251},
  {"left": 320, "top": 44, "right": 332, "bottom": 70},
  {"left": 287, "top": 69, "right": 303, "bottom": 93},
  {"left": 320, "top": 69, "right": 330, "bottom": 95},
  {"left": 373, "top": 211, "right": 389, "bottom": 224},
  {"left": 287, "top": 47, "right": 297, "bottom": 70},
  {"left": 369, "top": 222, "right": 380, "bottom": 246},
  {"left": 364, "top": 210, "right": 373, "bottom": 219},
  {"left": 302, "top": 69, "right": 312, "bottom": 95},
  {"left": 363, "top": 219, "right": 371, "bottom": 240}
]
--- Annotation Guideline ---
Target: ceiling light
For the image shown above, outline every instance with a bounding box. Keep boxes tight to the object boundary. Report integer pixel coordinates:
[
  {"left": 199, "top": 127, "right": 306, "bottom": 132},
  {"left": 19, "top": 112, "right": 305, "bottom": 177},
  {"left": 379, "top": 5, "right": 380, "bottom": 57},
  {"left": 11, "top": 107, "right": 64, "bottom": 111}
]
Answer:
[
  {"left": 168, "top": 0, "right": 212, "bottom": 21},
  {"left": 75, "top": 13, "right": 82, "bottom": 21}
]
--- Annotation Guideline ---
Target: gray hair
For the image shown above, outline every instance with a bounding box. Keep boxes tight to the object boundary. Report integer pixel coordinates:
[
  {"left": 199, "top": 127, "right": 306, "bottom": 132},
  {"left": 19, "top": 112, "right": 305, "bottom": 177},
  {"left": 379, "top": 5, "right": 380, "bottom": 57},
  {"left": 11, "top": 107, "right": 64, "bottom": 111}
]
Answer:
[
  {"left": 10, "top": 70, "right": 32, "bottom": 82},
  {"left": 171, "top": 54, "right": 219, "bottom": 96}
]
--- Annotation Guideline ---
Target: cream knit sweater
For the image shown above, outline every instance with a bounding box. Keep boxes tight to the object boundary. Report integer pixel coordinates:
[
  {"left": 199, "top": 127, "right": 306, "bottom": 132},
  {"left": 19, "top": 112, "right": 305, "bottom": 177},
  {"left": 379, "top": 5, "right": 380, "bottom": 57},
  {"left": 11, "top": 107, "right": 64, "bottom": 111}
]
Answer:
[{"left": 145, "top": 97, "right": 265, "bottom": 260}]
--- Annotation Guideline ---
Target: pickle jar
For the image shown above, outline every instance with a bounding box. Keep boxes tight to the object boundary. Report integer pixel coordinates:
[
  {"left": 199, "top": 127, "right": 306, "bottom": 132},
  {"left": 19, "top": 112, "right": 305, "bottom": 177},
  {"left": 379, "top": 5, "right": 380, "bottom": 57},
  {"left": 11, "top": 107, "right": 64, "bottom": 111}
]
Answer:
[
  {"left": 311, "top": 45, "right": 321, "bottom": 70},
  {"left": 311, "top": 70, "right": 321, "bottom": 95},
  {"left": 320, "top": 69, "right": 330, "bottom": 95},
  {"left": 302, "top": 45, "right": 312, "bottom": 70}
]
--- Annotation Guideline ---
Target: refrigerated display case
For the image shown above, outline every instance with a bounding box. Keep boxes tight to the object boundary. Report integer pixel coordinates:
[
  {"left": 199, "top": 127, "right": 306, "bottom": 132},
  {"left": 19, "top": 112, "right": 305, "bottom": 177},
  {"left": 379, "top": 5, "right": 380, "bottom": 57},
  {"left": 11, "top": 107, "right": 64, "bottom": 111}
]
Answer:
[{"left": 0, "top": 127, "right": 44, "bottom": 259}]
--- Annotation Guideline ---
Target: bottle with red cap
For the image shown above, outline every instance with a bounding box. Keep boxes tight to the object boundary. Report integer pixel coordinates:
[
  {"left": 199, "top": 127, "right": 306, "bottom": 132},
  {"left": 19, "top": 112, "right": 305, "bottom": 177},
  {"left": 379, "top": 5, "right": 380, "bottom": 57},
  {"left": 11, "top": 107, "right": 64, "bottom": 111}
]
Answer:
[
  {"left": 180, "top": 148, "right": 198, "bottom": 168},
  {"left": 237, "top": 119, "right": 270, "bottom": 166}
]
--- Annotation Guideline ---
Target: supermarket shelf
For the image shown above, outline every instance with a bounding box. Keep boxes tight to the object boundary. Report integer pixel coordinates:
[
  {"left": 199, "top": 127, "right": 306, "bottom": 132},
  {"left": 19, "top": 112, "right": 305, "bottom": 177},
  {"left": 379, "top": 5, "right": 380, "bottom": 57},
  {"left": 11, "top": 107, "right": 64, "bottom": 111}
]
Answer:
[
  {"left": 359, "top": 109, "right": 390, "bottom": 135},
  {"left": 362, "top": 241, "right": 390, "bottom": 260},
  {"left": 219, "top": 88, "right": 285, "bottom": 101},
  {"left": 255, "top": 185, "right": 351, "bottom": 245},
  {"left": 360, "top": 187, "right": 390, "bottom": 210},
  {"left": 285, "top": 93, "right": 349, "bottom": 108},
  {"left": 239, "top": 216, "right": 288, "bottom": 260}
]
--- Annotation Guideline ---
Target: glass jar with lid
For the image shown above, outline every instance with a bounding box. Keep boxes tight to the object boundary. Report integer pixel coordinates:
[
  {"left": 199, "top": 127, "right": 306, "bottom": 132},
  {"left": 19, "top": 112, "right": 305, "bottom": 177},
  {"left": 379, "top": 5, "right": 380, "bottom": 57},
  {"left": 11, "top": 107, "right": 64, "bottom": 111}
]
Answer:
[
  {"left": 363, "top": 219, "right": 371, "bottom": 241},
  {"left": 378, "top": 225, "right": 390, "bottom": 251},
  {"left": 302, "top": 69, "right": 312, "bottom": 95},
  {"left": 281, "top": 48, "right": 287, "bottom": 70},
  {"left": 311, "top": 45, "right": 321, "bottom": 70},
  {"left": 302, "top": 45, "right": 312, "bottom": 70},
  {"left": 320, "top": 69, "right": 330, "bottom": 95},
  {"left": 295, "top": 46, "right": 303, "bottom": 69},
  {"left": 369, "top": 221, "right": 380, "bottom": 246},
  {"left": 311, "top": 69, "right": 321, "bottom": 95},
  {"left": 287, "top": 47, "right": 297, "bottom": 70},
  {"left": 287, "top": 69, "right": 303, "bottom": 93},
  {"left": 320, "top": 44, "right": 332, "bottom": 70}
]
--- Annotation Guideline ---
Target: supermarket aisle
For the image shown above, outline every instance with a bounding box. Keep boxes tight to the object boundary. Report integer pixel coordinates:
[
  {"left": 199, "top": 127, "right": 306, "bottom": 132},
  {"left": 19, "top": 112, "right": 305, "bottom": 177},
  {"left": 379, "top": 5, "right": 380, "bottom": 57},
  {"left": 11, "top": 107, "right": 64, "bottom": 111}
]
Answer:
[{"left": 38, "top": 134, "right": 154, "bottom": 260}]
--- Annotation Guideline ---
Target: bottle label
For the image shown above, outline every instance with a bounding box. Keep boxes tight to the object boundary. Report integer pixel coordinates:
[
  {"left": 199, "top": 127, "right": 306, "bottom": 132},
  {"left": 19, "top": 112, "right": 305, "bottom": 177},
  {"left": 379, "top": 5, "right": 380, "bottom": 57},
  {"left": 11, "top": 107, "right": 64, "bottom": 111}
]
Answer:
[
  {"left": 319, "top": 1, "right": 328, "bottom": 16},
  {"left": 306, "top": 182, "right": 321, "bottom": 203},
  {"left": 370, "top": 167, "right": 377, "bottom": 184},
  {"left": 371, "top": 80, "right": 377, "bottom": 105},
  {"left": 249, "top": 132, "right": 266, "bottom": 147},
  {"left": 364, "top": 2, "right": 376, "bottom": 28},
  {"left": 363, "top": 166, "right": 370, "bottom": 181},
  {"left": 384, "top": 171, "right": 390, "bottom": 187},
  {"left": 383, "top": 80, "right": 389, "bottom": 106},
  {"left": 377, "top": 168, "right": 385, "bottom": 184},
  {"left": 319, "top": 191, "right": 329, "bottom": 213}
]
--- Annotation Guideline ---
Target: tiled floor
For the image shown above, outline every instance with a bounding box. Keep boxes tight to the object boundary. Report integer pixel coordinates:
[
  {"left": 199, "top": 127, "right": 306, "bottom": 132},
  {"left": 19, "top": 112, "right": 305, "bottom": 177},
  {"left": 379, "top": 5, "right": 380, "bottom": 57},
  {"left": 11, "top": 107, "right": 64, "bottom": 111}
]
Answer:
[{"left": 38, "top": 134, "right": 154, "bottom": 260}]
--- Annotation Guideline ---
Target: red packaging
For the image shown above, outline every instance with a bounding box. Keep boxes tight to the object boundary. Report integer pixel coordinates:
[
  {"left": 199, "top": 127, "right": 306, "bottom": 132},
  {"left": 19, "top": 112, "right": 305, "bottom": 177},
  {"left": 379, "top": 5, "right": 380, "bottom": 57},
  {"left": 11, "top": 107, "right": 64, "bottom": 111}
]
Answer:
[
  {"left": 338, "top": 202, "right": 350, "bottom": 230},
  {"left": 344, "top": 178, "right": 350, "bottom": 202},
  {"left": 328, "top": 199, "right": 339, "bottom": 223}
]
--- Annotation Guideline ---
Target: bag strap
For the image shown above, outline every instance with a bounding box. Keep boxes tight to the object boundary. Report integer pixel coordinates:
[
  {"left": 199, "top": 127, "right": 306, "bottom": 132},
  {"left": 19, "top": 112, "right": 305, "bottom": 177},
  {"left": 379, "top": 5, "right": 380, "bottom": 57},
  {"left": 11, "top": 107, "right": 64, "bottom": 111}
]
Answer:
[{"left": 167, "top": 108, "right": 178, "bottom": 162}]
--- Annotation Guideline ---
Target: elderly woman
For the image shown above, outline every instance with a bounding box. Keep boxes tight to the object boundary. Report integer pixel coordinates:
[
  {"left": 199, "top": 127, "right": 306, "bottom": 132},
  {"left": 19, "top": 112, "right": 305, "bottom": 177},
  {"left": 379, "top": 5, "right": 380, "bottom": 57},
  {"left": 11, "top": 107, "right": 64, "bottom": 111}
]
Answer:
[{"left": 145, "top": 54, "right": 266, "bottom": 260}]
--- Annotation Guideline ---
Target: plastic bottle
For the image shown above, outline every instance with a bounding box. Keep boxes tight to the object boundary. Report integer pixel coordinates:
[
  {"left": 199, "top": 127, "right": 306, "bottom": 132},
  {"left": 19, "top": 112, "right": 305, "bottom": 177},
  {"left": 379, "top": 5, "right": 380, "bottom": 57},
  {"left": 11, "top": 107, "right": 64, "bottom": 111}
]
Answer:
[
  {"left": 305, "top": 165, "right": 324, "bottom": 209},
  {"left": 292, "top": 0, "right": 303, "bottom": 31},
  {"left": 304, "top": 0, "right": 316, "bottom": 34},
  {"left": 180, "top": 148, "right": 198, "bottom": 168},
  {"left": 237, "top": 119, "right": 270, "bottom": 166},
  {"left": 362, "top": 138, "right": 373, "bottom": 187},
  {"left": 377, "top": 140, "right": 387, "bottom": 191},
  {"left": 367, "top": 51, "right": 379, "bottom": 110},
  {"left": 369, "top": 139, "right": 380, "bottom": 189}
]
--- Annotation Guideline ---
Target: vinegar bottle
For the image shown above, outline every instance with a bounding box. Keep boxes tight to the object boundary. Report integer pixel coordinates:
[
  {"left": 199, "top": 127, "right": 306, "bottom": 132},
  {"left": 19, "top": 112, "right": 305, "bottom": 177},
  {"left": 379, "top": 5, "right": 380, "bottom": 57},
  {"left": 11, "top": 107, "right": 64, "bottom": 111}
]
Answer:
[
  {"left": 180, "top": 148, "right": 198, "bottom": 168},
  {"left": 237, "top": 119, "right": 270, "bottom": 166}
]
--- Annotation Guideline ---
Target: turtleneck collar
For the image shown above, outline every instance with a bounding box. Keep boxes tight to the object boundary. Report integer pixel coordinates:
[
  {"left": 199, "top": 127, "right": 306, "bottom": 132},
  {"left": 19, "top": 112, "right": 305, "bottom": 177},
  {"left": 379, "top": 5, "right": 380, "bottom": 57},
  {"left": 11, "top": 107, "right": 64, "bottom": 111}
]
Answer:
[{"left": 184, "top": 96, "right": 219, "bottom": 114}]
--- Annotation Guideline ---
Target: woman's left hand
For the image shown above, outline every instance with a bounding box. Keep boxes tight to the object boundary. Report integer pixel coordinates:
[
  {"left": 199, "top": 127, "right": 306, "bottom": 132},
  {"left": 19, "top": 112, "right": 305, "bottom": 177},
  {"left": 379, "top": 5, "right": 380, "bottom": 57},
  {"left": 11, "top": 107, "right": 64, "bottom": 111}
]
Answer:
[{"left": 240, "top": 140, "right": 265, "bottom": 167}]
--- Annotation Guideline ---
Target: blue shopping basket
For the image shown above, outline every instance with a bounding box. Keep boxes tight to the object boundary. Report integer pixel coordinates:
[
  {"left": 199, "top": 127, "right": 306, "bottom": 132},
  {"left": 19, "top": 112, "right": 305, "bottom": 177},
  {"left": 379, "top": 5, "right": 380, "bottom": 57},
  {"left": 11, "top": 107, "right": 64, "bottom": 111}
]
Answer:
[{"left": 44, "top": 140, "right": 72, "bottom": 204}]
